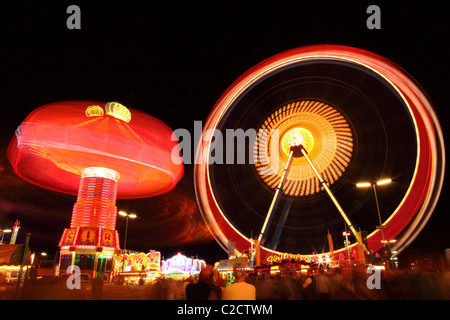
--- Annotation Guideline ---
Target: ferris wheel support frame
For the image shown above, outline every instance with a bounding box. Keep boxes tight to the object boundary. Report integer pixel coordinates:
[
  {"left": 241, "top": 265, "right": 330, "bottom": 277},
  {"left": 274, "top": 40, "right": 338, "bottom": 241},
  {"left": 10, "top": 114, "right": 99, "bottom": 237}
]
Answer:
[
  {"left": 257, "top": 144, "right": 372, "bottom": 259},
  {"left": 258, "top": 149, "right": 294, "bottom": 244},
  {"left": 298, "top": 145, "right": 372, "bottom": 257}
]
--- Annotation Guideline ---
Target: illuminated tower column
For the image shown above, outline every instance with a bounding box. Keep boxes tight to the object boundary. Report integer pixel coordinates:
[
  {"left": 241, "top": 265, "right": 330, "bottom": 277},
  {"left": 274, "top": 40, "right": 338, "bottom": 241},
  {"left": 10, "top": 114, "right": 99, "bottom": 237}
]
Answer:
[
  {"left": 9, "top": 220, "right": 20, "bottom": 244},
  {"left": 71, "top": 167, "right": 120, "bottom": 230},
  {"left": 58, "top": 167, "right": 121, "bottom": 280}
]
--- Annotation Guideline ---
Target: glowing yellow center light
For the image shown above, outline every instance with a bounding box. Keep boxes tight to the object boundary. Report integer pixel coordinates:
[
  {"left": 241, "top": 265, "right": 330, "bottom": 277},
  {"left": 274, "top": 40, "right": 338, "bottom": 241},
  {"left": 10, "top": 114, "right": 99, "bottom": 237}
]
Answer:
[
  {"left": 281, "top": 127, "right": 315, "bottom": 155},
  {"left": 254, "top": 99, "right": 354, "bottom": 196}
]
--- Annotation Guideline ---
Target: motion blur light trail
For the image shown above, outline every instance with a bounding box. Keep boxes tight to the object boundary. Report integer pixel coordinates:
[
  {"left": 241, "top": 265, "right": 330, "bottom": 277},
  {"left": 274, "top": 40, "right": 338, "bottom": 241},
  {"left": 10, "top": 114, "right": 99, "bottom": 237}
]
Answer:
[
  {"left": 122, "top": 185, "right": 214, "bottom": 248},
  {"left": 195, "top": 45, "right": 445, "bottom": 263},
  {"left": 255, "top": 99, "right": 353, "bottom": 197},
  {"left": 7, "top": 101, "right": 185, "bottom": 273},
  {"left": 7, "top": 100, "right": 183, "bottom": 199}
]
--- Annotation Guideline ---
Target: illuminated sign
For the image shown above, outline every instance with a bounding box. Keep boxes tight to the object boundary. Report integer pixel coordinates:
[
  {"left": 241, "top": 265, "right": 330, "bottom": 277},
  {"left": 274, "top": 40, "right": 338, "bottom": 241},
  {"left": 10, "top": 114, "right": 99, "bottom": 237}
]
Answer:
[
  {"left": 217, "top": 257, "right": 250, "bottom": 272},
  {"left": 79, "top": 228, "right": 97, "bottom": 245},
  {"left": 101, "top": 229, "right": 115, "bottom": 247},
  {"left": 59, "top": 227, "right": 119, "bottom": 250},
  {"left": 161, "top": 252, "right": 206, "bottom": 275},
  {"left": 61, "top": 228, "right": 77, "bottom": 246},
  {"left": 115, "top": 250, "right": 161, "bottom": 272},
  {"left": 266, "top": 253, "right": 312, "bottom": 264}
]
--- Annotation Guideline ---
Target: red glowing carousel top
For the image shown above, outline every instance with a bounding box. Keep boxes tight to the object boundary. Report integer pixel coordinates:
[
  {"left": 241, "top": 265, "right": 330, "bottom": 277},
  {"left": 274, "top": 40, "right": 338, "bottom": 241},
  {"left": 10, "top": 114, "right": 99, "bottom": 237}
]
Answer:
[{"left": 7, "top": 100, "right": 183, "bottom": 198}]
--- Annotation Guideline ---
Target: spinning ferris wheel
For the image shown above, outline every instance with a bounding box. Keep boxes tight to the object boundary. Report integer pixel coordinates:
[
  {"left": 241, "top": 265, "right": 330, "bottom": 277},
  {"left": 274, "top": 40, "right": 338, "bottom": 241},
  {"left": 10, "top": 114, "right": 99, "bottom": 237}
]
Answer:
[{"left": 194, "top": 45, "right": 445, "bottom": 264}]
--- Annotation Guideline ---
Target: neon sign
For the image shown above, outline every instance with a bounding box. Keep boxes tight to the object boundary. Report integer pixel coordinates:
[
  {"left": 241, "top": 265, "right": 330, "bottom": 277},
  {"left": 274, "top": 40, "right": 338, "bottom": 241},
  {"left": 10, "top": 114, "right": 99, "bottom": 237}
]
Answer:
[
  {"left": 115, "top": 250, "right": 161, "bottom": 273},
  {"left": 59, "top": 227, "right": 120, "bottom": 250},
  {"left": 266, "top": 253, "right": 312, "bottom": 264},
  {"left": 161, "top": 252, "right": 206, "bottom": 275}
]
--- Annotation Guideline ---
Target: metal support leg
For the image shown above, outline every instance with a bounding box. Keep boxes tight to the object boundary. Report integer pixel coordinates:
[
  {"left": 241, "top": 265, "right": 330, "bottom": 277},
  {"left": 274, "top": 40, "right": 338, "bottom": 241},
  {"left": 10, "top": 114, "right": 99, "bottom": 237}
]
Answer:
[
  {"left": 258, "top": 150, "right": 294, "bottom": 245},
  {"left": 269, "top": 197, "right": 293, "bottom": 250},
  {"left": 299, "top": 147, "right": 371, "bottom": 256}
]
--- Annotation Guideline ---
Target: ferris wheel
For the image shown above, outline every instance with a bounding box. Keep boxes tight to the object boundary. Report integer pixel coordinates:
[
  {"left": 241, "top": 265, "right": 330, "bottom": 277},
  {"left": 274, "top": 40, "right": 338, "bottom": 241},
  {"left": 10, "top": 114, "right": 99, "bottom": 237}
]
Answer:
[{"left": 194, "top": 45, "right": 445, "bottom": 264}]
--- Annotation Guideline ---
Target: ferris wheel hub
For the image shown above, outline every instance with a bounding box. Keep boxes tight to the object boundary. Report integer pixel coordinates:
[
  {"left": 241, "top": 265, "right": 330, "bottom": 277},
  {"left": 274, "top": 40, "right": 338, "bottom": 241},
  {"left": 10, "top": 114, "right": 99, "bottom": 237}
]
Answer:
[{"left": 281, "top": 127, "right": 314, "bottom": 156}]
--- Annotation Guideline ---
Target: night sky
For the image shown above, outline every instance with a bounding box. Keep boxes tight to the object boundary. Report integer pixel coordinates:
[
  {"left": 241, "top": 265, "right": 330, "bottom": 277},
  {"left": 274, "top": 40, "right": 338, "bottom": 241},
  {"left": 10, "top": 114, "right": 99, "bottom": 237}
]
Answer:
[{"left": 0, "top": 1, "right": 448, "bottom": 265}]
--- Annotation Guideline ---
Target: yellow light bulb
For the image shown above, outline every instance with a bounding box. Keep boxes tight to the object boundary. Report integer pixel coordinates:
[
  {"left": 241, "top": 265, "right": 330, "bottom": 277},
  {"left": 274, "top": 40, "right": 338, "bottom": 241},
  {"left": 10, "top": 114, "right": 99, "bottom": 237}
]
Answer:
[{"left": 281, "top": 127, "right": 315, "bottom": 156}]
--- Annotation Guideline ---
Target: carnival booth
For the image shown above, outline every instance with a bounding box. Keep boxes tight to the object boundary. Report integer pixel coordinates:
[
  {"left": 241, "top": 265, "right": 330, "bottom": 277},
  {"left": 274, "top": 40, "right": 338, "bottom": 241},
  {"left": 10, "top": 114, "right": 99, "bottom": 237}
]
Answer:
[
  {"left": 115, "top": 250, "right": 161, "bottom": 284},
  {"left": 59, "top": 228, "right": 120, "bottom": 283},
  {"left": 161, "top": 252, "right": 206, "bottom": 280},
  {"left": 216, "top": 257, "right": 252, "bottom": 285},
  {"left": 0, "top": 244, "right": 31, "bottom": 283}
]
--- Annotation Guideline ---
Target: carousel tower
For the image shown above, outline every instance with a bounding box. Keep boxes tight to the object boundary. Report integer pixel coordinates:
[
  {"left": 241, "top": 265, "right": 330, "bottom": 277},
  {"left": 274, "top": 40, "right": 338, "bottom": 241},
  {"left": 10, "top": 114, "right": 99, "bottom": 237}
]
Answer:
[
  {"left": 7, "top": 101, "right": 183, "bottom": 280},
  {"left": 71, "top": 167, "right": 120, "bottom": 230}
]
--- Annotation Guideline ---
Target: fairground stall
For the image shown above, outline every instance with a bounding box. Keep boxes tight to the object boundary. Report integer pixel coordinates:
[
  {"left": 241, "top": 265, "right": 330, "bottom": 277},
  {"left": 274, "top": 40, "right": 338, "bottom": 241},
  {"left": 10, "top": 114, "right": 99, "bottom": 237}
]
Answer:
[
  {"left": 252, "top": 259, "right": 312, "bottom": 279},
  {"left": 58, "top": 227, "right": 120, "bottom": 283},
  {"left": 0, "top": 244, "right": 31, "bottom": 283},
  {"left": 114, "top": 250, "right": 161, "bottom": 284},
  {"left": 216, "top": 257, "right": 253, "bottom": 285},
  {"left": 161, "top": 252, "right": 206, "bottom": 280}
]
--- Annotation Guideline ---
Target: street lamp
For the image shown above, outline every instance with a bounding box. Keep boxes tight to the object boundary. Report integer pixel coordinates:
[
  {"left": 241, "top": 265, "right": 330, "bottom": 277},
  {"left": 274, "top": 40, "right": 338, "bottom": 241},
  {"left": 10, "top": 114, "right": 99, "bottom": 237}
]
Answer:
[
  {"left": 356, "top": 178, "right": 392, "bottom": 244},
  {"left": 118, "top": 211, "right": 137, "bottom": 280}
]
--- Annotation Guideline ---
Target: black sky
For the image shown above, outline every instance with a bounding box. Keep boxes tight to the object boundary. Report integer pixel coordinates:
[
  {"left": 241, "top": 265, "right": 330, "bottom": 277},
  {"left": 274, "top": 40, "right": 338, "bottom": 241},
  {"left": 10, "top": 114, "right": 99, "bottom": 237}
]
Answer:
[{"left": 0, "top": 1, "right": 448, "bottom": 264}]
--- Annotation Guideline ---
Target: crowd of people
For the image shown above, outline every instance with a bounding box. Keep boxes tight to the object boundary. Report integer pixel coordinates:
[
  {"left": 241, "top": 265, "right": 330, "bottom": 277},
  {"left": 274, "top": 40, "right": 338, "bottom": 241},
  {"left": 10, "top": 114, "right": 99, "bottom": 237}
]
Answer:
[
  {"left": 146, "top": 265, "right": 450, "bottom": 300},
  {"left": 2, "top": 263, "right": 449, "bottom": 300}
]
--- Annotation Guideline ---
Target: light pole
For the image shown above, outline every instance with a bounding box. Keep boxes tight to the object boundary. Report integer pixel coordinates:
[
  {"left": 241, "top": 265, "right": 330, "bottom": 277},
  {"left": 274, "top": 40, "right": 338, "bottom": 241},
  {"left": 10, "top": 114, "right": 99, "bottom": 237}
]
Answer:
[
  {"left": 356, "top": 178, "right": 392, "bottom": 244},
  {"left": 343, "top": 229, "right": 351, "bottom": 266},
  {"left": 118, "top": 211, "right": 137, "bottom": 282}
]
